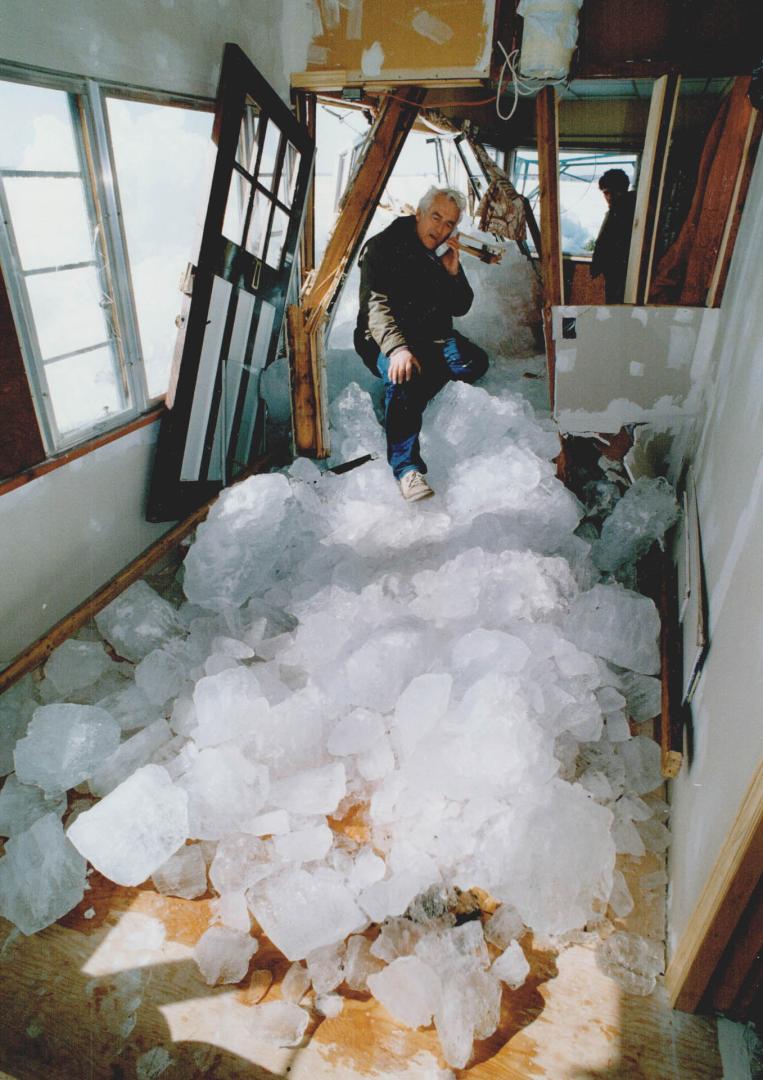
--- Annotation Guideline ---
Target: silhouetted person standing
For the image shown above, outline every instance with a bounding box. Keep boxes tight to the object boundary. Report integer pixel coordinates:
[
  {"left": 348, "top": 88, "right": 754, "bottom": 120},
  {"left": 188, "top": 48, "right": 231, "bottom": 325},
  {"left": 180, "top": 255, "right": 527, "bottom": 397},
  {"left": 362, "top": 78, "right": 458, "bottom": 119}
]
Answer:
[{"left": 590, "top": 169, "right": 636, "bottom": 304}]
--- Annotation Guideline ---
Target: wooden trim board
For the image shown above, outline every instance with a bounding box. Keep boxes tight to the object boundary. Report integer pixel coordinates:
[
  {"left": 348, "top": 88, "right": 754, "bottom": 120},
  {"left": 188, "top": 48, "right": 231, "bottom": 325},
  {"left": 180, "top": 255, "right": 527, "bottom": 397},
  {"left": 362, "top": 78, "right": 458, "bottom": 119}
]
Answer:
[
  {"left": 535, "top": 86, "right": 562, "bottom": 412},
  {"left": 665, "top": 761, "right": 763, "bottom": 1012},
  {"left": 624, "top": 73, "right": 681, "bottom": 305}
]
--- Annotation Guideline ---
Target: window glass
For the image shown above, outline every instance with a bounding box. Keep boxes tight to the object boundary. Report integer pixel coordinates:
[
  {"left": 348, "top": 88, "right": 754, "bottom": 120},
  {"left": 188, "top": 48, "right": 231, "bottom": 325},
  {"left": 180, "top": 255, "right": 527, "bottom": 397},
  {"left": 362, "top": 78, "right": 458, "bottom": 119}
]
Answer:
[
  {"left": 245, "top": 191, "right": 271, "bottom": 261},
  {"left": 512, "top": 148, "right": 639, "bottom": 256},
  {"left": 26, "top": 265, "right": 111, "bottom": 359},
  {"left": 46, "top": 346, "right": 123, "bottom": 434},
  {"left": 0, "top": 80, "right": 80, "bottom": 171},
  {"left": 236, "top": 102, "right": 261, "bottom": 174},
  {"left": 258, "top": 119, "right": 282, "bottom": 192},
  {"left": 222, "top": 169, "right": 252, "bottom": 247},
  {"left": 4, "top": 176, "right": 93, "bottom": 270},
  {"left": 264, "top": 206, "right": 289, "bottom": 269},
  {"left": 106, "top": 97, "right": 214, "bottom": 398}
]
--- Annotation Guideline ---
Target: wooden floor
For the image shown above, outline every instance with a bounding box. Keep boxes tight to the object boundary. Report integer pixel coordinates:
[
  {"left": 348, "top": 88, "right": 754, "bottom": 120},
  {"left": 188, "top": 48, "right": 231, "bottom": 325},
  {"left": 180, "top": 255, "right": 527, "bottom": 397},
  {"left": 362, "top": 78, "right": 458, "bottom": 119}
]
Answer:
[{"left": 0, "top": 859, "right": 723, "bottom": 1080}]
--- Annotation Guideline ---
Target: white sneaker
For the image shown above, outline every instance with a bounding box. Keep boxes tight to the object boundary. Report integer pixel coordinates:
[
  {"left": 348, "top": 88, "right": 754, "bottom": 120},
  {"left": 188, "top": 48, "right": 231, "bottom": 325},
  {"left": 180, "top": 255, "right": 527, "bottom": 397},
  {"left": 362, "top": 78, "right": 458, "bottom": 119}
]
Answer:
[{"left": 399, "top": 470, "right": 434, "bottom": 501}]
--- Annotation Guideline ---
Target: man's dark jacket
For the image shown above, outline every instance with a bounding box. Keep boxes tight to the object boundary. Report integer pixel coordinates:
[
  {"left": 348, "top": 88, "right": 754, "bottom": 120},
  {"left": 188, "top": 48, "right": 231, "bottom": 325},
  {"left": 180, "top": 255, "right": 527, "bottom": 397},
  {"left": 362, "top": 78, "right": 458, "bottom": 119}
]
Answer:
[
  {"left": 354, "top": 215, "right": 474, "bottom": 376},
  {"left": 590, "top": 190, "right": 636, "bottom": 304}
]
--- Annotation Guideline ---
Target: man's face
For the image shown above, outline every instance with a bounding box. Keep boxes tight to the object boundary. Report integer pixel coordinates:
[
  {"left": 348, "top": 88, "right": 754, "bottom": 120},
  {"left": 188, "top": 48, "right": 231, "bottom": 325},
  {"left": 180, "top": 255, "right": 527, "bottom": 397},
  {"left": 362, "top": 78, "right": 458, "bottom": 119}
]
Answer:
[
  {"left": 601, "top": 187, "right": 623, "bottom": 208},
  {"left": 415, "top": 194, "right": 460, "bottom": 250}
]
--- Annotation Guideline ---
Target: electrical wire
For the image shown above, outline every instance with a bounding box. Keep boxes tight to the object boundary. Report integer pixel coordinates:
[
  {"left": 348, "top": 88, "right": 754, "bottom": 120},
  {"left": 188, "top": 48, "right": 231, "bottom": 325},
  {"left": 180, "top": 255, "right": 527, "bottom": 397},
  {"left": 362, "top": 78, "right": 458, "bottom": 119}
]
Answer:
[{"left": 495, "top": 40, "right": 569, "bottom": 122}]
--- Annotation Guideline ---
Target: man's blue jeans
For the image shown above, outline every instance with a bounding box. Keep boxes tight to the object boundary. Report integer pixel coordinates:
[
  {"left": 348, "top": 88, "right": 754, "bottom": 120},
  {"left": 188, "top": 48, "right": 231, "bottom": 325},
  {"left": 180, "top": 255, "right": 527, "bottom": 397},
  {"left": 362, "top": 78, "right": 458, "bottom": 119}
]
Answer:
[{"left": 376, "top": 333, "right": 489, "bottom": 480}]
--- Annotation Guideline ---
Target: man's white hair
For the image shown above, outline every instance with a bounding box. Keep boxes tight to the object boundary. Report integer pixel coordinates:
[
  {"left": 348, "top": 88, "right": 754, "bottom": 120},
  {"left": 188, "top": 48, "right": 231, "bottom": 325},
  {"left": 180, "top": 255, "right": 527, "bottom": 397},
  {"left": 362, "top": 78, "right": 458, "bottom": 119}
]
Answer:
[{"left": 417, "top": 185, "right": 466, "bottom": 220}]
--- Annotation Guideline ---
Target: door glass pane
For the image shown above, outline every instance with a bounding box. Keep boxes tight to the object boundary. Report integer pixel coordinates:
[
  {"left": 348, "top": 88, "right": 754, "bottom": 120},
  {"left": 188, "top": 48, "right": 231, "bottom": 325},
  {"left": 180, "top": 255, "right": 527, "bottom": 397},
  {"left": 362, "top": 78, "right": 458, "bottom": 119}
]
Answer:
[
  {"left": 245, "top": 191, "right": 272, "bottom": 260},
  {"left": 4, "top": 176, "right": 94, "bottom": 270},
  {"left": 280, "top": 142, "right": 301, "bottom": 208},
  {"left": 234, "top": 299, "right": 275, "bottom": 466},
  {"left": 26, "top": 266, "right": 110, "bottom": 359},
  {"left": 264, "top": 206, "right": 289, "bottom": 269},
  {"left": 46, "top": 346, "right": 123, "bottom": 434},
  {"left": 0, "top": 79, "right": 80, "bottom": 171},
  {"left": 236, "top": 103, "right": 261, "bottom": 174},
  {"left": 106, "top": 97, "right": 214, "bottom": 398},
  {"left": 181, "top": 274, "right": 232, "bottom": 481},
  {"left": 258, "top": 119, "right": 282, "bottom": 192},
  {"left": 208, "top": 289, "right": 256, "bottom": 481},
  {"left": 222, "top": 169, "right": 252, "bottom": 247}
]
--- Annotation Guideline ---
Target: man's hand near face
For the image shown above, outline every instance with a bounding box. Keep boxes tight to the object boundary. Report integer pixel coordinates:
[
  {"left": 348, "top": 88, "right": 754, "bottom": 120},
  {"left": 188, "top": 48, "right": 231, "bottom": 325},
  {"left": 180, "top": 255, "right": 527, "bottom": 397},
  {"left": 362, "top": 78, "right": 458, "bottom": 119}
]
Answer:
[
  {"left": 388, "top": 348, "right": 421, "bottom": 383},
  {"left": 440, "top": 233, "right": 461, "bottom": 276}
]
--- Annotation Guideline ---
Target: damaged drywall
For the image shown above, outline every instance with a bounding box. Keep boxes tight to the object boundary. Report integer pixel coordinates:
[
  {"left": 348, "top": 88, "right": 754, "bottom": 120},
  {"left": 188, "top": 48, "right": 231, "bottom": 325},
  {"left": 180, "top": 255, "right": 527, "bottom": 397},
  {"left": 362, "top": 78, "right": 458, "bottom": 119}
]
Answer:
[{"left": 553, "top": 305, "right": 720, "bottom": 434}]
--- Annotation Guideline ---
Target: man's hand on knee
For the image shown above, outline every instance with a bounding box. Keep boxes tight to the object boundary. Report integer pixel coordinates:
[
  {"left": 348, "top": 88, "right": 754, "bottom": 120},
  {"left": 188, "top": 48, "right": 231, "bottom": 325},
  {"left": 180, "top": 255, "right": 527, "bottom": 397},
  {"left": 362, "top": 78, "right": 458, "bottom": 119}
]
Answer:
[{"left": 388, "top": 348, "right": 421, "bottom": 384}]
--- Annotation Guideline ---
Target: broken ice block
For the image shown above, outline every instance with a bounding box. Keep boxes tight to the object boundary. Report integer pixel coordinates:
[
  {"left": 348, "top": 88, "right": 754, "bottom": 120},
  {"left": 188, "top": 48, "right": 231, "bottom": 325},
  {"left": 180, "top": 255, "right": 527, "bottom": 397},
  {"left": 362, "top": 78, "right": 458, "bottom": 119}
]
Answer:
[
  {"left": 193, "top": 926, "right": 258, "bottom": 985},
  {"left": 192, "top": 666, "right": 267, "bottom": 747},
  {"left": 88, "top": 718, "right": 173, "bottom": 797},
  {"left": 14, "top": 704, "right": 121, "bottom": 796},
  {"left": 306, "top": 940, "right": 345, "bottom": 993},
  {"left": 327, "top": 708, "right": 386, "bottom": 756},
  {"left": 618, "top": 735, "right": 663, "bottom": 795},
  {"left": 247, "top": 867, "right": 366, "bottom": 960},
  {"left": 595, "top": 931, "right": 663, "bottom": 996},
  {"left": 315, "top": 993, "right": 344, "bottom": 1017},
  {"left": 592, "top": 477, "right": 680, "bottom": 573},
  {"left": 608, "top": 868, "right": 634, "bottom": 918},
  {"left": 209, "top": 834, "right": 271, "bottom": 894},
  {"left": 134, "top": 641, "right": 193, "bottom": 707},
  {"left": 268, "top": 763, "right": 346, "bottom": 817},
  {"left": 151, "top": 843, "right": 208, "bottom": 899},
  {"left": 565, "top": 584, "right": 661, "bottom": 675},
  {"left": 281, "top": 961, "right": 311, "bottom": 1003},
  {"left": 0, "top": 680, "right": 36, "bottom": 777},
  {"left": 343, "top": 934, "right": 385, "bottom": 990},
  {"left": 491, "top": 940, "right": 530, "bottom": 989},
  {"left": 367, "top": 955, "right": 441, "bottom": 1028},
  {"left": 483, "top": 903, "right": 524, "bottom": 950},
  {"left": 347, "top": 847, "right": 386, "bottom": 893},
  {"left": 67, "top": 765, "right": 189, "bottom": 886},
  {"left": 182, "top": 746, "right": 269, "bottom": 840},
  {"left": 618, "top": 670, "right": 662, "bottom": 722},
  {"left": 391, "top": 674, "right": 451, "bottom": 759},
  {"left": 214, "top": 891, "right": 251, "bottom": 932},
  {"left": 359, "top": 862, "right": 441, "bottom": 924},
  {"left": 273, "top": 825, "right": 333, "bottom": 864},
  {"left": 44, "top": 639, "right": 114, "bottom": 695},
  {"left": 246, "top": 1001, "right": 308, "bottom": 1046},
  {"left": 95, "top": 580, "right": 184, "bottom": 662},
  {"left": 0, "top": 813, "right": 87, "bottom": 935},
  {"left": 0, "top": 774, "right": 67, "bottom": 837}
]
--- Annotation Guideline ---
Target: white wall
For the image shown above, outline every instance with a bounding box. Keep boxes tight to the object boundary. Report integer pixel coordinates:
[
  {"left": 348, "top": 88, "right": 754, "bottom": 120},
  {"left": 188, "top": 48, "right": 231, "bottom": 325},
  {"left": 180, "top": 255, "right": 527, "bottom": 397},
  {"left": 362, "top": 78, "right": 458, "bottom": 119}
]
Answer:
[
  {"left": 667, "top": 152, "right": 763, "bottom": 958},
  {"left": 0, "top": 0, "right": 292, "bottom": 100},
  {"left": 0, "top": 423, "right": 171, "bottom": 669}
]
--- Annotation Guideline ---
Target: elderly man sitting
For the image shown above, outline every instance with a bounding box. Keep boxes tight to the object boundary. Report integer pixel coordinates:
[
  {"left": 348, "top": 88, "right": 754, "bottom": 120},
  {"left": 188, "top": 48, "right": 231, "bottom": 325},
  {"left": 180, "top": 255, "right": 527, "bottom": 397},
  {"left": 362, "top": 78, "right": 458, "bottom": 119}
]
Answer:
[{"left": 354, "top": 186, "right": 488, "bottom": 502}]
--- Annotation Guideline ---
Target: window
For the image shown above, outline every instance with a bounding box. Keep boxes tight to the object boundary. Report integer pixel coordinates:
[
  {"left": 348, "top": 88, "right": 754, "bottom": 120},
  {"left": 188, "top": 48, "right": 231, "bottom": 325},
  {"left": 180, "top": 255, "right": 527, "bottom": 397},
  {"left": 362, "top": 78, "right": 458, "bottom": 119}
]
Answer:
[
  {"left": 511, "top": 148, "right": 640, "bottom": 256},
  {"left": 0, "top": 70, "right": 213, "bottom": 459}
]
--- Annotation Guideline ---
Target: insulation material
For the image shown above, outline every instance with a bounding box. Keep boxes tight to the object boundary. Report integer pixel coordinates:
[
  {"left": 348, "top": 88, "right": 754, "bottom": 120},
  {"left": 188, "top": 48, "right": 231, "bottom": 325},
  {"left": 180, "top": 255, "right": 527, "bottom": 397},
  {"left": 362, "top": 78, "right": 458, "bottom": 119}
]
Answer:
[
  {"left": 361, "top": 41, "right": 384, "bottom": 76},
  {"left": 516, "top": 0, "right": 584, "bottom": 79},
  {"left": 553, "top": 305, "right": 720, "bottom": 433}
]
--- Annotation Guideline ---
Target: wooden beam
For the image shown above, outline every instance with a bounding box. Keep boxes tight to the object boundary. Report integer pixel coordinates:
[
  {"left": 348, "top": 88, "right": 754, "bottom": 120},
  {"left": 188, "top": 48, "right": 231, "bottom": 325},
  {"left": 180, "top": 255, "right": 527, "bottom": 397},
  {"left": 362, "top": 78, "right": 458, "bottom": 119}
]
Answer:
[
  {"left": 665, "top": 761, "right": 763, "bottom": 1012},
  {"left": 535, "top": 86, "right": 563, "bottom": 411},
  {"left": 286, "top": 304, "right": 328, "bottom": 457},
  {"left": 302, "top": 86, "right": 425, "bottom": 318},
  {"left": 0, "top": 454, "right": 275, "bottom": 694},
  {"left": 624, "top": 73, "right": 681, "bottom": 304}
]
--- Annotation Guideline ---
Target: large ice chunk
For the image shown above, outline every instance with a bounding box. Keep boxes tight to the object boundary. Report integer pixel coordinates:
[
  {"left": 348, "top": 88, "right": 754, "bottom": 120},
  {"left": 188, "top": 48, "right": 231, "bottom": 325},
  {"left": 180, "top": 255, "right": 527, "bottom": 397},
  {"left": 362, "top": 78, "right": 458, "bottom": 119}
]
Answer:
[
  {"left": 593, "top": 477, "right": 680, "bottom": 573},
  {"left": 0, "top": 774, "right": 67, "bottom": 836},
  {"left": 95, "top": 580, "right": 184, "bottom": 662},
  {"left": 565, "top": 584, "right": 661, "bottom": 675},
  {"left": 268, "top": 763, "right": 345, "bottom": 817},
  {"left": 88, "top": 719, "right": 173, "bottom": 797},
  {"left": 247, "top": 867, "right": 366, "bottom": 960},
  {"left": 475, "top": 780, "right": 615, "bottom": 935},
  {"left": 367, "top": 956, "right": 441, "bottom": 1028},
  {"left": 44, "top": 639, "right": 114, "bottom": 695},
  {"left": 182, "top": 474, "right": 294, "bottom": 611},
  {"left": 0, "top": 813, "right": 87, "bottom": 934},
  {"left": 491, "top": 941, "right": 530, "bottom": 989},
  {"left": 328, "top": 382, "right": 385, "bottom": 465},
  {"left": 151, "top": 843, "right": 208, "bottom": 899},
  {"left": 182, "top": 746, "right": 269, "bottom": 840},
  {"left": 193, "top": 926, "right": 258, "bottom": 985},
  {"left": 14, "top": 704, "right": 121, "bottom": 796},
  {"left": 67, "top": 765, "right": 188, "bottom": 886},
  {"left": 192, "top": 666, "right": 268, "bottom": 748}
]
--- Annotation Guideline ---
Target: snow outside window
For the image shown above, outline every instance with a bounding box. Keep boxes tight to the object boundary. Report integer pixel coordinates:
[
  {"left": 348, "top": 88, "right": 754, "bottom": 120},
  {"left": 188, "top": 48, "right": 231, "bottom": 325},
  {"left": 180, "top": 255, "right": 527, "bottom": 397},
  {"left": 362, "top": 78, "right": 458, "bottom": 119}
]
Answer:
[{"left": 511, "top": 148, "right": 639, "bottom": 257}]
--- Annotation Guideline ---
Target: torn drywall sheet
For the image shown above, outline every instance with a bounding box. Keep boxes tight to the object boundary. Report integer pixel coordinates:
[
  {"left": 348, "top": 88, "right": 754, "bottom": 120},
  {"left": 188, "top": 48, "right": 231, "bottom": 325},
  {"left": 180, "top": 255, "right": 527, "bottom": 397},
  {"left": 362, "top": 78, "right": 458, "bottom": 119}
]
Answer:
[{"left": 553, "top": 306, "right": 720, "bottom": 434}]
